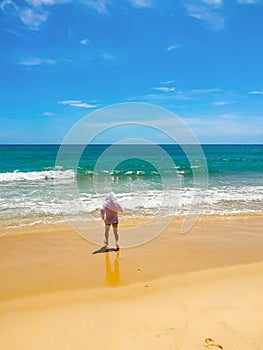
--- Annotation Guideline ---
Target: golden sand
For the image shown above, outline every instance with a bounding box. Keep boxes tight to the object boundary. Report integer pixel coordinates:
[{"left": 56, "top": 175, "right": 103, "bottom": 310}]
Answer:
[{"left": 0, "top": 215, "right": 263, "bottom": 349}]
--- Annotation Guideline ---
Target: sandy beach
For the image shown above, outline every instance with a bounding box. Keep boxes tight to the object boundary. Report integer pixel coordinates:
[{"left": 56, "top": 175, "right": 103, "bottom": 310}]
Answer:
[{"left": 1, "top": 215, "right": 263, "bottom": 349}]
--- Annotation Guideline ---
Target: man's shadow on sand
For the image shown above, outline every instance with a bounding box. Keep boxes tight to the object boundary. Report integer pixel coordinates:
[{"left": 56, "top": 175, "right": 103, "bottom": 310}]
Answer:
[{"left": 92, "top": 247, "right": 118, "bottom": 254}]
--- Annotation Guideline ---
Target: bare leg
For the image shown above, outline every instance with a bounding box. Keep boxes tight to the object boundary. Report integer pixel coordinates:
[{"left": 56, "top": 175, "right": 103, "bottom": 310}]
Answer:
[
  {"left": 104, "top": 224, "right": 110, "bottom": 246},
  {"left": 112, "top": 223, "right": 119, "bottom": 249}
]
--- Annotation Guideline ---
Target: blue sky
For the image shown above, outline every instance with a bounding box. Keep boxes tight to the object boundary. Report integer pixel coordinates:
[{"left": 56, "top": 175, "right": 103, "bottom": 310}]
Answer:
[{"left": 0, "top": 0, "right": 263, "bottom": 144}]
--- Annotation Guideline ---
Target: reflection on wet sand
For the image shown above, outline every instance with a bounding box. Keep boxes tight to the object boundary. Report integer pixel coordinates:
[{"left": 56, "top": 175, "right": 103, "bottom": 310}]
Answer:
[{"left": 105, "top": 251, "right": 120, "bottom": 287}]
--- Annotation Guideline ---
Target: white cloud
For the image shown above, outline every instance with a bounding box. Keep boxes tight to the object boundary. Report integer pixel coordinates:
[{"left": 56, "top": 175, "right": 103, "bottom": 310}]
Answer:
[
  {"left": 152, "top": 86, "right": 175, "bottom": 92},
  {"left": 19, "top": 7, "right": 48, "bottom": 30},
  {"left": 26, "top": 0, "right": 69, "bottom": 7},
  {"left": 248, "top": 90, "right": 263, "bottom": 95},
  {"left": 0, "top": 0, "right": 50, "bottom": 31},
  {"left": 184, "top": 0, "right": 224, "bottom": 31},
  {"left": 160, "top": 80, "right": 175, "bottom": 85},
  {"left": 0, "top": 0, "right": 166, "bottom": 32},
  {"left": 0, "top": 0, "right": 15, "bottom": 11},
  {"left": 0, "top": 0, "right": 110, "bottom": 32},
  {"left": 212, "top": 101, "right": 228, "bottom": 105},
  {"left": 200, "top": 0, "right": 222, "bottom": 6},
  {"left": 79, "top": 0, "right": 111, "bottom": 14},
  {"left": 101, "top": 51, "right": 114, "bottom": 61},
  {"left": 42, "top": 111, "right": 55, "bottom": 116},
  {"left": 20, "top": 57, "right": 57, "bottom": 65},
  {"left": 167, "top": 44, "right": 184, "bottom": 52},
  {"left": 190, "top": 88, "right": 222, "bottom": 94},
  {"left": 130, "top": 87, "right": 223, "bottom": 103},
  {"left": 80, "top": 38, "right": 89, "bottom": 45},
  {"left": 237, "top": 0, "right": 261, "bottom": 4},
  {"left": 128, "top": 0, "right": 154, "bottom": 8},
  {"left": 59, "top": 100, "right": 98, "bottom": 108}
]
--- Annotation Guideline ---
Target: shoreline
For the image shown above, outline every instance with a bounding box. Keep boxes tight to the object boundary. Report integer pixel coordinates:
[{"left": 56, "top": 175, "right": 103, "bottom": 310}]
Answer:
[{"left": 1, "top": 211, "right": 263, "bottom": 232}]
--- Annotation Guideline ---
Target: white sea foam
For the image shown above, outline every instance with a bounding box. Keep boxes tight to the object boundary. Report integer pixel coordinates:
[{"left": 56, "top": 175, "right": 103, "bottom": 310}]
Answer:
[
  {"left": 0, "top": 169, "right": 75, "bottom": 182},
  {"left": 0, "top": 181, "right": 262, "bottom": 226}
]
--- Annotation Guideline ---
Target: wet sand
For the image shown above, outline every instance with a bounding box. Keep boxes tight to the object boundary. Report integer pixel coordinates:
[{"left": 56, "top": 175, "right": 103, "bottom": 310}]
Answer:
[{"left": 1, "top": 215, "right": 263, "bottom": 349}]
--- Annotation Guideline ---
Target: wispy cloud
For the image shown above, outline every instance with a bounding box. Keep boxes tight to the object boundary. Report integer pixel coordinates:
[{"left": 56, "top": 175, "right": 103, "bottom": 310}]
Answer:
[
  {"left": 79, "top": 0, "right": 111, "bottom": 14},
  {"left": 167, "top": 43, "right": 184, "bottom": 52},
  {"left": 0, "top": 0, "right": 15, "bottom": 11},
  {"left": 200, "top": 0, "right": 222, "bottom": 5},
  {"left": 128, "top": 0, "right": 154, "bottom": 8},
  {"left": 160, "top": 80, "right": 175, "bottom": 85},
  {"left": 183, "top": 0, "right": 224, "bottom": 31},
  {"left": 100, "top": 51, "right": 114, "bottom": 61},
  {"left": 190, "top": 88, "right": 222, "bottom": 94},
  {"left": 19, "top": 7, "right": 48, "bottom": 30},
  {"left": 152, "top": 80, "right": 177, "bottom": 93},
  {"left": 0, "top": 0, "right": 110, "bottom": 31},
  {"left": 183, "top": 0, "right": 262, "bottom": 31},
  {"left": 20, "top": 57, "right": 57, "bottom": 65},
  {"left": 42, "top": 111, "right": 56, "bottom": 116},
  {"left": 59, "top": 100, "right": 98, "bottom": 108},
  {"left": 152, "top": 86, "right": 175, "bottom": 92},
  {"left": 1, "top": 0, "right": 263, "bottom": 33},
  {"left": 130, "top": 87, "right": 223, "bottom": 103},
  {"left": 0, "top": 0, "right": 48, "bottom": 31},
  {"left": 237, "top": 0, "right": 262, "bottom": 4},
  {"left": 212, "top": 101, "right": 229, "bottom": 105},
  {"left": 26, "top": 0, "right": 70, "bottom": 7},
  {"left": 80, "top": 37, "right": 89, "bottom": 45},
  {"left": 248, "top": 90, "right": 263, "bottom": 95}
]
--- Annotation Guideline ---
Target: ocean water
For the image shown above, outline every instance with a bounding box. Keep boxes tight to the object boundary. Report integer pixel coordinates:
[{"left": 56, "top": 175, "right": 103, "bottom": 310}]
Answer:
[{"left": 0, "top": 144, "right": 262, "bottom": 228}]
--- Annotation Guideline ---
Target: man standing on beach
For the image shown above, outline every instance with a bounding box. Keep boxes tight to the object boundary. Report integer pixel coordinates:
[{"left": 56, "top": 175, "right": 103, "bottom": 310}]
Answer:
[{"left": 101, "top": 192, "right": 123, "bottom": 251}]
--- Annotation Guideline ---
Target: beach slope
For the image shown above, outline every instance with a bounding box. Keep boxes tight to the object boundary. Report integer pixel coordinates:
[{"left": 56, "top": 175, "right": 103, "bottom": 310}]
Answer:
[{"left": 1, "top": 216, "right": 263, "bottom": 349}]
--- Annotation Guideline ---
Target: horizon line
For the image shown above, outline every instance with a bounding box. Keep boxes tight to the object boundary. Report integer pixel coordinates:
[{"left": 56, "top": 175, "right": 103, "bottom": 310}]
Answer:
[{"left": 0, "top": 143, "right": 262, "bottom": 146}]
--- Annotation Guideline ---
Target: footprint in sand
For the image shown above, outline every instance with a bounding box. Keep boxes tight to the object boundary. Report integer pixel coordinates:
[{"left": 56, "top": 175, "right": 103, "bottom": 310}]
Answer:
[
  {"left": 155, "top": 327, "right": 175, "bottom": 338},
  {"left": 204, "top": 338, "right": 223, "bottom": 349},
  {"left": 137, "top": 268, "right": 142, "bottom": 272},
  {"left": 144, "top": 284, "right": 154, "bottom": 290}
]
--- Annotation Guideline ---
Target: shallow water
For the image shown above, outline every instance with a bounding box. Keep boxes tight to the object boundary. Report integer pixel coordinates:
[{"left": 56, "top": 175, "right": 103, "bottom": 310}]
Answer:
[{"left": 0, "top": 144, "right": 262, "bottom": 227}]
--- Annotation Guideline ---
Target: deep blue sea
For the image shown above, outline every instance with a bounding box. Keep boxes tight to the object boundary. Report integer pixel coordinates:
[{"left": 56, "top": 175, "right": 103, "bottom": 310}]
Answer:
[{"left": 0, "top": 144, "right": 262, "bottom": 229}]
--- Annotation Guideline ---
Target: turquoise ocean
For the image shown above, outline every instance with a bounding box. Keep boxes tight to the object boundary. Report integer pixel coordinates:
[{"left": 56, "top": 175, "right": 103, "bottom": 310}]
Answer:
[{"left": 0, "top": 144, "right": 262, "bottom": 229}]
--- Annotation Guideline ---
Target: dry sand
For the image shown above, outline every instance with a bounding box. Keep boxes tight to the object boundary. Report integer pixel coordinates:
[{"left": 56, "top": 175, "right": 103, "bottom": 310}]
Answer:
[{"left": 1, "top": 215, "right": 263, "bottom": 349}]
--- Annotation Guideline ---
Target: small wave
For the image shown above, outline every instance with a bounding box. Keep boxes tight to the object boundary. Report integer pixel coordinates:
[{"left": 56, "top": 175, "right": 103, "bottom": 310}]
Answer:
[
  {"left": 0, "top": 182, "right": 262, "bottom": 222},
  {"left": 0, "top": 169, "right": 75, "bottom": 182},
  {"left": 84, "top": 170, "right": 94, "bottom": 176}
]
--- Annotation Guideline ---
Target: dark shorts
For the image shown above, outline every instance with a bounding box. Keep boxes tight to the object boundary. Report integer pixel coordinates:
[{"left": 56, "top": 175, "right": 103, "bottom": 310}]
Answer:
[{"left": 105, "top": 222, "right": 118, "bottom": 227}]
